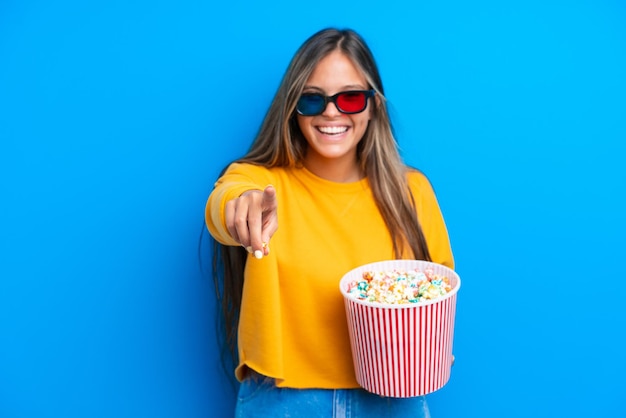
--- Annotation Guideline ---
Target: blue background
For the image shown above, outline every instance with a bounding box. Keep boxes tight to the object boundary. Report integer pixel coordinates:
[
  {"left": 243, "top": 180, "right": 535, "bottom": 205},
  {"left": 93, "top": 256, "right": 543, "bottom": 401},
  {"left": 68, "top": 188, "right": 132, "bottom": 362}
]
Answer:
[{"left": 1, "top": 1, "right": 625, "bottom": 417}]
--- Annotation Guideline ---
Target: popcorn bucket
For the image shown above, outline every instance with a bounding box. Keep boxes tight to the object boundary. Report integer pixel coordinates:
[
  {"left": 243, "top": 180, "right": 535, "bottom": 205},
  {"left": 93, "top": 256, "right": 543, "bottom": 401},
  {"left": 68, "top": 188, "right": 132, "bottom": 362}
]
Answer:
[{"left": 339, "top": 260, "right": 460, "bottom": 398}]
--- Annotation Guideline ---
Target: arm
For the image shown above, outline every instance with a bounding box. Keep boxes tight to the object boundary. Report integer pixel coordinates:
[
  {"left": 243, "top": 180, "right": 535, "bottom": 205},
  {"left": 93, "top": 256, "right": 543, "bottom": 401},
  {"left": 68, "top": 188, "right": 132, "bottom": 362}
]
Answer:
[{"left": 408, "top": 171, "right": 455, "bottom": 269}]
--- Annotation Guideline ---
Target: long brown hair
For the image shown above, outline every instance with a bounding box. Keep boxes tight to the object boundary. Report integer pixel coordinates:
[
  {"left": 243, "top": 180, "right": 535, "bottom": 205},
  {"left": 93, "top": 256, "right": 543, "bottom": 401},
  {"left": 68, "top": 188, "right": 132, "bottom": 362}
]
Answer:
[{"left": 212, "top": 28, "right": 432, "bottom": 365}]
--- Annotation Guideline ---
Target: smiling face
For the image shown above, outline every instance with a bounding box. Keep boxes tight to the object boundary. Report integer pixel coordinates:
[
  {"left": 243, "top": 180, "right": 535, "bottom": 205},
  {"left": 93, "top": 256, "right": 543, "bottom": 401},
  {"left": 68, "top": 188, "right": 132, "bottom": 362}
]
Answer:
[{"left": 297, "top": 50, "right": 373, "bottom": 182}]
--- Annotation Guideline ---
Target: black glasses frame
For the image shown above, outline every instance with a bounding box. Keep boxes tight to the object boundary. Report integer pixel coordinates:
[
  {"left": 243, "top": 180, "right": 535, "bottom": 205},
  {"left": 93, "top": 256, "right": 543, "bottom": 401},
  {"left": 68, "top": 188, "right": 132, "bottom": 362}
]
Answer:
[{"left": 296, "top": 89, "right": 376, "bottom": 116}]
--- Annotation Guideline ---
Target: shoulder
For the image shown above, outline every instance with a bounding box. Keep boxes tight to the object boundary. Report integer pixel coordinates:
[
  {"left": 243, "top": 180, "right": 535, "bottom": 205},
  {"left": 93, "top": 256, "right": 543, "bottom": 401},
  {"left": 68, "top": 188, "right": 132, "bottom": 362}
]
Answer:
[
  {"left": 220, "top": 162, "right": 279, "bottom": 181},
  {"left": 405, "top": 168, "right": 436, "bottom": 197},
  {"left": 225, "top": 162, "right": 270, "bottom": 175}
]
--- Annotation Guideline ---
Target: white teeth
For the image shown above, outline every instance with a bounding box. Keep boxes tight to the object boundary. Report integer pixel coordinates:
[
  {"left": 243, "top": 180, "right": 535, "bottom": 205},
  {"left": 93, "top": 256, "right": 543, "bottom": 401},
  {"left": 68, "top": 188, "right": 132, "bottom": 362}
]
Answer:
[{"left": 318, "top": 126, "right": 348, "bottom": 134}]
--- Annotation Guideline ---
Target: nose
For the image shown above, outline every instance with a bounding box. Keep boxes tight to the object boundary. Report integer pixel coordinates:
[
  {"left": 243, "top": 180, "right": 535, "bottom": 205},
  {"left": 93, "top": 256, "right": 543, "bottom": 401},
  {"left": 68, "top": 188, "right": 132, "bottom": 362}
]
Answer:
[{"left": 321, "top": 99, "right": 341, "bottom": 116}]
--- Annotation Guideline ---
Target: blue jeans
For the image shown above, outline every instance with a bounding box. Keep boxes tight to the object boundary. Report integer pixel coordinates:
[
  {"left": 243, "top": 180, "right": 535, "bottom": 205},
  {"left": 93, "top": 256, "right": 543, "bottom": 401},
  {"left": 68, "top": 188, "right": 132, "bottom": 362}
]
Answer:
[{"left": 235, "top": 372, "right": 431, "bottom": 418}]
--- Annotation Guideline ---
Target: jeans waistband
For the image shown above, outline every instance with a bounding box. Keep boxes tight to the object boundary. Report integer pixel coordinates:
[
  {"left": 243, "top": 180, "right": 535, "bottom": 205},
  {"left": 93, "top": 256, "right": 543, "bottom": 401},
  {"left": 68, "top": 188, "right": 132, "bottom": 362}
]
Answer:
[{"left": 244, "top": 367, "right": 273, "bottom": 383}]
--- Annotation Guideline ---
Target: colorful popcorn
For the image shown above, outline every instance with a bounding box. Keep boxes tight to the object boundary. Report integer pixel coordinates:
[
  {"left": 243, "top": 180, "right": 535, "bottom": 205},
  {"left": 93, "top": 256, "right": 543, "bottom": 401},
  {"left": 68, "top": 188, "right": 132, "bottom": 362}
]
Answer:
[{"left": 345, "top": 268, "right": 452, "bottom": 304}]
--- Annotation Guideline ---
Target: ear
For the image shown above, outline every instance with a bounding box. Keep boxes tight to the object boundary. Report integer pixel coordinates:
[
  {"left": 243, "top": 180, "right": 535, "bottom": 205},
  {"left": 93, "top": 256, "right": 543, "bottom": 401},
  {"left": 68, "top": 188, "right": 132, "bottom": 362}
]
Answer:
[
  {"left": 374, "top": 92, "right": 382, "bottom": 108},
  {"left": 369, "top": 93, "right": 381, "bottom": 121}
]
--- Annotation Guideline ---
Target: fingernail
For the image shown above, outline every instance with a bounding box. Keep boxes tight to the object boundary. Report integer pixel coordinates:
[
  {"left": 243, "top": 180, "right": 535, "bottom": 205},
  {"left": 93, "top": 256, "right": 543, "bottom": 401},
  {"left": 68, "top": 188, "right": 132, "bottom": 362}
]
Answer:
[
  {"left": 246, "top": 246, "right": 253, "bottom": 254},
  {"left": 254, "top": 250, "right": 263, "bottom": 259}
]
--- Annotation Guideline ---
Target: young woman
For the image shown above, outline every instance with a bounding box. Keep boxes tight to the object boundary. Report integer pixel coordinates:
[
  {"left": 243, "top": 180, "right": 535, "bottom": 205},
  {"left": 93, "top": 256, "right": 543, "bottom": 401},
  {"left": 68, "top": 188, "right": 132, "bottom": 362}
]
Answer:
[{"left": 206, "top": 27, "right": 454, "bottom": 417}]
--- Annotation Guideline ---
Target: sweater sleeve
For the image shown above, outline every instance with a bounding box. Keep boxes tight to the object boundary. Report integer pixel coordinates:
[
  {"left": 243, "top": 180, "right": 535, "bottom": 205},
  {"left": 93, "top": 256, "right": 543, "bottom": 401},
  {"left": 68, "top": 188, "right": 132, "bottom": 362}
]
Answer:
[
  {"left": 408, "top": 170, "right": 455, "bottom": 269},
  {"left": 205, "top": 162, "right": 275, "bottom": 246}
]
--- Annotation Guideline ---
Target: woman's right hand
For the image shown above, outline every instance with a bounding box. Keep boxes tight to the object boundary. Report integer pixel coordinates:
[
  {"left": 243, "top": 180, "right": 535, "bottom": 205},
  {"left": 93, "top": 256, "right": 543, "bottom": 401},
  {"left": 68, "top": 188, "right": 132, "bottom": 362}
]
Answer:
[{"left": 224, "top": 185, "right": 278, "bottom": 259}]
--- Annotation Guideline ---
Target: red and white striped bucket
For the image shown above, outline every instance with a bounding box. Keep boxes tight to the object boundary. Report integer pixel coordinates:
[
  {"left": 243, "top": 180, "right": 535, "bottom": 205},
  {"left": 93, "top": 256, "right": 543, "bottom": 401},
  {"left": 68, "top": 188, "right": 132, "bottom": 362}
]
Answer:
[{"left": 340, "top": 260, "right": 460, "bottom": 398}]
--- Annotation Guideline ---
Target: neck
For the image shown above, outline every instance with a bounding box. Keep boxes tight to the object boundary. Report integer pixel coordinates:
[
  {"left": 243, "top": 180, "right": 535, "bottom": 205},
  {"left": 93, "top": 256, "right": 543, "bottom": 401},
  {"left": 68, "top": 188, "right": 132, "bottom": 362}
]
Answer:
[{"left": 303, "top": 154, "right": 363, "bottom": 183}]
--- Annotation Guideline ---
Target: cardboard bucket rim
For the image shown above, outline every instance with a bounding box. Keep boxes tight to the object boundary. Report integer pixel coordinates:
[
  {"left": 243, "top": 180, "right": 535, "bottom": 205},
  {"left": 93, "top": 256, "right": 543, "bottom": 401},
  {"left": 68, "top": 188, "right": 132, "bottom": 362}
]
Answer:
[{"left": 339, "top": 259, "right": 461, "bottom": 309}]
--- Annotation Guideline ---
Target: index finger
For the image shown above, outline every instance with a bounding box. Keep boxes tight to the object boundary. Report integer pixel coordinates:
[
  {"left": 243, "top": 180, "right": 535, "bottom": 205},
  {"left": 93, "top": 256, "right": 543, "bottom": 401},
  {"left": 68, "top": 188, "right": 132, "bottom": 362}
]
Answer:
[{"left": 250, "top": 185, "right": 278, "bottom": 258}]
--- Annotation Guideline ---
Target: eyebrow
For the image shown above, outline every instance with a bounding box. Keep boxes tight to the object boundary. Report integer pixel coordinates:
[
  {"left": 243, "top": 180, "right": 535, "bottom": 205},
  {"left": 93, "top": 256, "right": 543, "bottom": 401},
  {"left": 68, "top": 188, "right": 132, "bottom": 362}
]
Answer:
[{"left": 302, "top": 84, "right": 368, "bottom": 93}]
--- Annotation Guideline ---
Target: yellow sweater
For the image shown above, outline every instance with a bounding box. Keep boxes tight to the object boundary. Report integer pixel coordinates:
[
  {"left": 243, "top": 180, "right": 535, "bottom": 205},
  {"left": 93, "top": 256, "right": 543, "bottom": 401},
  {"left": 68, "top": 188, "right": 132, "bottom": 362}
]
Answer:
[{"left": 206, "top": 163, "right": 454, "bottom": 389}]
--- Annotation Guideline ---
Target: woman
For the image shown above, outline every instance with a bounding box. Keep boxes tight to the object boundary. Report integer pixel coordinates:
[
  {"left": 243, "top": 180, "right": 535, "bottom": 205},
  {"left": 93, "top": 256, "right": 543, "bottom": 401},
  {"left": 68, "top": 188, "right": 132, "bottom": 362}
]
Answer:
[{"left": 206, "top": 27, "right": 454, "bottom": 417}]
